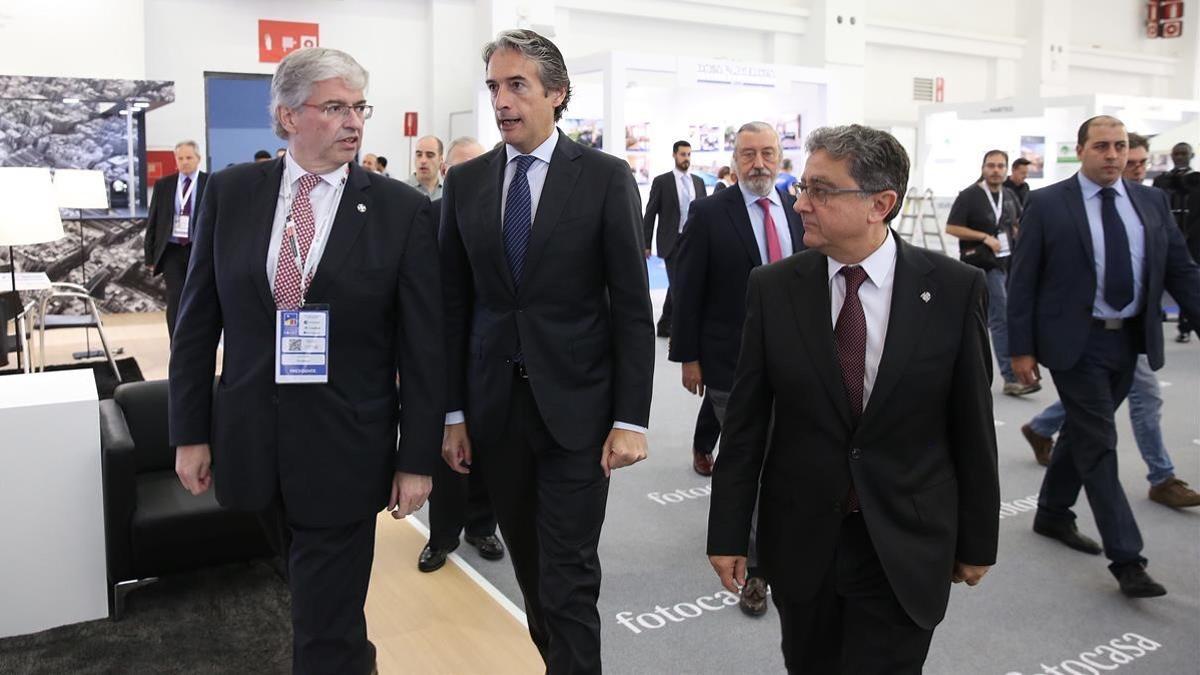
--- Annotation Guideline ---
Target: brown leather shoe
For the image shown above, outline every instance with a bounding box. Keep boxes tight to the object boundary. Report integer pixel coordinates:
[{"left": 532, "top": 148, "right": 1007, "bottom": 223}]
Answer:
[
  {"left": 1021, "top": 423, "right": 1053, "bottom": 466},
  {"left": 739, "top": 576, "right": 769, "bottom": 616},
  {"left": 693, "top": 452, "right": 714, "bottom": 477},
  {"left": 1149, "top": 477, "right": 1200, "bottom": 508}
]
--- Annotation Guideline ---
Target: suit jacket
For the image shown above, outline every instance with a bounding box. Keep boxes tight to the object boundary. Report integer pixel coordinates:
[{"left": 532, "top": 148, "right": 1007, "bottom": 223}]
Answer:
[
  {"left": 642, "top": 170, "right": 708, "bottom": 258},
  {"left": 144, "top": 171, "right": 208, "bottom": 272},
  {"left": 707, "top": 231, "right": 999, "bottom": 630},
  {"left": 668, "top": 184, "right": 804, "bottom": 391},
  {"left": 167, "top": 159, "right": 446, "bottom": 528},
  {"left": 1008, "top": 175, "right": 1200, "bottom": 372},
  {"left": 440, "top": 131, "right": 654, "bottom": 450}
]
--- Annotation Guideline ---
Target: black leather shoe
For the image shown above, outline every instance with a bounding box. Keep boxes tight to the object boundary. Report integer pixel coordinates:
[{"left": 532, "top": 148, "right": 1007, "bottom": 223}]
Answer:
[
  {"left": 465, "top": 533, "right": 505, "bottom": 561},
  {"left": 1033, "top": 520, "right": 1102, "bottom": 555},
  {"left": 1112, "top": 563, "right": 1167, "bottom": 598},
  {"left": 417, "top": 541, "right": 459, "bottom": 573},
  {"left": 738, "top": 576, "right": 769, "bottom": 617}
]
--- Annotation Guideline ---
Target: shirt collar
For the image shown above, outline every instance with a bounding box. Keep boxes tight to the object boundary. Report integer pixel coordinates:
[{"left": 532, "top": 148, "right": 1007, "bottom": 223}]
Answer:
[
  {"left": 285, "top": 150, "right": 347, "bottom": 187},
  {"left": 506, "top": 129, "right": 559, "bottom": 167},
  {"left": 179, "top": 170, "right": 199, "bottom": 184},
  {"left": 738, "top": 181, "right": 781, "bottom": 208},
  {"left": 673, "top": 168, "right": 690, "bottom": 181},
  {"left": 1076, "top": 171, "right": 1126, "bottom": 201},
  {"left": 826, "top": 229, "right": 898, "bottom": 289}
]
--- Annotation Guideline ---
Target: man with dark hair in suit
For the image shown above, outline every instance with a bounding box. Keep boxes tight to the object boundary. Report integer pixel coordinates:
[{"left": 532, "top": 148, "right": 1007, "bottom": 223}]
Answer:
[
  {"left": 1009, "top": 116, "right": 1200, "bottom": 598},
  {"left": 170, "top": 47, "right": 445, "bottom": 674},
  {"left": 643, "top": 139, "right": 707, "bottom": 338},
  {"left": 672, "top": 121, "right": 806, "bottom": 615},
  {"left": 708, "top": 124, "right": 999, "bottom": 673},
  {"left": 1005, "top": 157, "right": 1032, "bottom": 207},
  {"left": 439, "top": 29, "right": 654, "bottom": 673},
  {"left": 144, "top": 140, "right": 207, "bottom": 340}
]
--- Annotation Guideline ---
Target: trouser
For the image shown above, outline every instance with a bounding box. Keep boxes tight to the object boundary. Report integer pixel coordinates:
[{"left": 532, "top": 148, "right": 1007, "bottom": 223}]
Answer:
[
  {"left": 160, "top": 242, "right": 191, "bottom": 342},
  {"left": 692, "top": 391, "right": 721, "bottom": 455},
  {"left": 772, "top": 513, "right": 934, "bottom": 675},
  {"left": 984, "top": 267, "right": 1016, "bottom": 383},
  {"left": 428, "top": 448, "right": 498, "bottom": 549},
  {"left": 477, "top": 373, "right": 609, "bottom": 674},
  {"left": 659, "top": 254, "right": 675, "bottom": 332},
  {"left": 1038, "top": 323, "right": 1146, "bottom": 568},
  {"left": 1028, "top": 354, "right": 1175, "bottom": 486},
  {"left": 707, "top": 387, "right": 760, "bottom": 573}
]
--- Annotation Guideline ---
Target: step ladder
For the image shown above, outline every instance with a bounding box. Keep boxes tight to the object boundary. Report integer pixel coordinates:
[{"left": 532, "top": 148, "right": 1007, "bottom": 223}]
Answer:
[{"left": 896, "top": 188, "right": 947, "bottom": 253}]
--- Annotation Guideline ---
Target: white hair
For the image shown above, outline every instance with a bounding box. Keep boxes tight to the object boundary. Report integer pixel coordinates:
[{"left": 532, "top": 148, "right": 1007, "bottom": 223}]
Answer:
[{"left": 269, "top": 47, "right": 369, "bottom": 140}]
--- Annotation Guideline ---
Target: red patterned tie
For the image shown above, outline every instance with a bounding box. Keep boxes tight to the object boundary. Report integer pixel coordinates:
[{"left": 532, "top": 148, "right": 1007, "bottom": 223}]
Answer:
[
  {"left": 273, "top": 173, "right": 323, "bottom": 309},
  {"left": 756, "top": 197, "right": 783, "bottom": 263},
  {"left": 836, "top": 265, "right": 868, "bottom": 512}
]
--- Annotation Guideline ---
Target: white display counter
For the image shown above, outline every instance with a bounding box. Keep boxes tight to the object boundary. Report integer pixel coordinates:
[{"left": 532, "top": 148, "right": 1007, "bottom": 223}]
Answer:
[{"left": 0, "top": 369, "right": 107, "bottom": 638}]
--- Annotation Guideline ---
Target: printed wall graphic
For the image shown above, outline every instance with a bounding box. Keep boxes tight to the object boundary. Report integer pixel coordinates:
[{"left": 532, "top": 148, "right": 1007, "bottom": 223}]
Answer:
[
  {"left": 1020, "top": 135, "right": 1045, "bottom": 178},
  {"left": 1055, "top": 141, "right": 1079, "bottom": 164},
  {"left": 562, "top": 119, "right": 603, "bottom": 149},
  {"left": 626, "top": 123, "right": 651, "bottom": 152}
]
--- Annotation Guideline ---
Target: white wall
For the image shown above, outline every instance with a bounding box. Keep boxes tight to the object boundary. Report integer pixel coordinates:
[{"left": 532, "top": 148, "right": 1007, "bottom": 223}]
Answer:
[
  {"left": 0, "top": 0, "right": 146, "bottom": 78},
  {"left": 142, "top": 0, "right": 431, "bottom": 171},
  {"left": 862, "top": 44, "right": 994, "bottom": 124},
  {"left": 865, "top": 0, "right": 1020, "bottom": 38}
]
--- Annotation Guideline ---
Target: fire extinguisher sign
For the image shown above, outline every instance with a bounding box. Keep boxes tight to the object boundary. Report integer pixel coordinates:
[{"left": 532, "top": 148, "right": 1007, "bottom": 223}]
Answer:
[{"left": 259, "top": 20, "right": 320, "bottom": 63}]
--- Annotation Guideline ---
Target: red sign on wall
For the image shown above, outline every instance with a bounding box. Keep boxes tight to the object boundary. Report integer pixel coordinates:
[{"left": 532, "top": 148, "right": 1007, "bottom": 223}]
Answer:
[
  {"left": 146, "top": 150, "right": 176, "bottom": 189},
  {"left": 403, "top": 112, "right": 419, "bottom": 137},
  {"left": 1146, "top": 1, "right": 1184, "bottom": 39},
  {"left": 259, "top": 20, "right": 320, "bottom": 63},
  {"left": 934, "top": 77, "right": 945, "bottom": 103}
]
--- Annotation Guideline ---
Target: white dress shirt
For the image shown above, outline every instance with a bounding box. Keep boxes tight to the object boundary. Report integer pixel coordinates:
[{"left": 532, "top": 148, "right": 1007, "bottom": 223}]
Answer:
[
  {"left": 673, "top": 168, "right": 694, "bottom": 233},
  {"left": 826, "top": 231, "right": 898, "bottom": 408},
  {"left": 737, "top": 182, "right": 794, "bottom": 262},
  {"left": 447, "top": 131, "right": 646, "bottom": 434},
  {"left": 1076, "top": 173, "right": 1146, "bottom": 319},
  {"left": 265, "top": 152, "right": 349, "bottom": 291}
]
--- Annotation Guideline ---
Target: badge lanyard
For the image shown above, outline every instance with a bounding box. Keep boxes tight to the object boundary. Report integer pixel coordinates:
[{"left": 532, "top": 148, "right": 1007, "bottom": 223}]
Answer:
[
  {"left": 978, "top": 183, "right": 1004, "bottom": 230},
  {"left": 177, "top": 175, "right": 196, "bottom": 215},
  {"left": 279, "top": 166, "right": 348, "bottom": 306}
]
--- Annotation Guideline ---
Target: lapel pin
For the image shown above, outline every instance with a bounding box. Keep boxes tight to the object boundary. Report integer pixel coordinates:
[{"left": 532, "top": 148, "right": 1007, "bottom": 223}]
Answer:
[
  {"left": 920, "top": 291, "right": 932, "bottom": 303},
  {"left": 357, "top": 203, "right": 367, "bottom": 213}
]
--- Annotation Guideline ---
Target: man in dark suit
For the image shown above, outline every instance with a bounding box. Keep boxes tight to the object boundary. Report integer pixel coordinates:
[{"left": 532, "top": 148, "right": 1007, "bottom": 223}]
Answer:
[
  {"left": 672, "top": 121, "right": 804, "bottom": 615},
  {"left": 170, "top": 47, "right": 445, "bottom": 675},
  {"left": 643, "top": 140, "right": 707, "bottom": 337},
  {"left": 417, "top": 135, "right": 505, "bottom": 573},
  {"left": 1008, "top": 115, "right": 1200, "bottom": 598},
  {"left": 144, "top": 140, "right": 207, "bottom": 340},
  {"left": 708, "top": 124, "right": 999, "bottom": 673},
  {"left": 440, "top": 30, "right": 654, "bottom": 673}
]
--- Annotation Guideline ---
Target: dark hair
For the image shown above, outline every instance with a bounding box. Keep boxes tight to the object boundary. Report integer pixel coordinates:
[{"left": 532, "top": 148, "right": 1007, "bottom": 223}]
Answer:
[
  {"left": 1077, "top": 115, "right": 1124, "bottom": 147},
  {"left": 982, "top": 149, "right": 1009, "bottom": 166},
  {"left": 717, "top": 166, "right": 731, "bottom": 179},
  {"left": 253, "top": 149, "right": 271, "bottom": 160},
  {"left": 805, "top": 124, "right": 910, "bottom": 222},
  {"left": 672, "top": 140, "right": 691, "bottom": 154},
  {"left": 376, "top": 155, "right": 388, "bottom": 169},
  {"left": 1127, "top": 133, "right": 1150, "bottom": 152},
  {"left": 1011, "top": 157, "right": 1032, "bottom": 170},
  {"left": 482, "top": 29, "right": 572, "bottom": 122}
]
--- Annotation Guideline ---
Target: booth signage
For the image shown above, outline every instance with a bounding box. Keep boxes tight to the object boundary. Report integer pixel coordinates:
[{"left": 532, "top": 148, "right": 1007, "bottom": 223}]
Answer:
[
  {"left": 403, "top": 112, "right": 419, "bottom": 137},
  {"left": 1146, "top": 1, "right": 1184, "bottom": 38},
  {"left": 259, "top": 20, "right": 320, "bottom": 63},
  {"left": 935, "top": 77, "right": 945, "bottom": 103},
  {"left": 680, "top": 59, "right": 778, "bottom": 88}
]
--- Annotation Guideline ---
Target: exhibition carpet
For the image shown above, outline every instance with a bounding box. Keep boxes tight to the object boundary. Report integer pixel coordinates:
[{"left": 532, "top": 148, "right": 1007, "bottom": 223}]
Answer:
[
  {"left": 0, "top": 562, "right": 290, "bottom": 675},
  {"left": 414, "top": 288, "right": 1200, "bottom": 674}
]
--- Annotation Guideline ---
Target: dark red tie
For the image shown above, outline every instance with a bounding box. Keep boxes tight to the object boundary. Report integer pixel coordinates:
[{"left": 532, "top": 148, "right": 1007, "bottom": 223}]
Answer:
[
  {"left": 175, "top": 175, "right": 193, "bottom": 245},
  {"left": 273, "top": 173, "right": 323, "bottom": 309},
  {"left": 835, "top": 265, "right": 868, "bottom": 511}
]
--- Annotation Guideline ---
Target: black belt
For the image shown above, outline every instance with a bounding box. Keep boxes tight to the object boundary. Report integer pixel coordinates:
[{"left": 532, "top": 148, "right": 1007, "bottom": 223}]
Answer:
[{"left": 1092, "top": 317, "right": 1131, "bottom": 330}]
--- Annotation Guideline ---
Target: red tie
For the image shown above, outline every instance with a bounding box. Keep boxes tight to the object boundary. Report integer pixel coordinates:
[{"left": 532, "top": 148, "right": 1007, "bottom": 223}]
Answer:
[
  {"left": 756, "top": 197, "right": 783, "bottom": 263},
  {"left": 273, "top": 174, "right": 323, "bottom": 309},
  {"left": 836, "top": 265, "right": 869, "bottom": 512}
]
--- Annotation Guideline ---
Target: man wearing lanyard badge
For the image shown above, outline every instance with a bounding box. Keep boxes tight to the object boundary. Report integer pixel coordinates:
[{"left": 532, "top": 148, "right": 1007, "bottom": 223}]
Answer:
[
  {"left": 169, "top": 47, "right": 445, "bottom": 675},
  {"left": 945, "top": 149, "right": 1038, "bottom": 396},
  {"left": 143, "top": 139, "right": 206, "bottom": 340}
]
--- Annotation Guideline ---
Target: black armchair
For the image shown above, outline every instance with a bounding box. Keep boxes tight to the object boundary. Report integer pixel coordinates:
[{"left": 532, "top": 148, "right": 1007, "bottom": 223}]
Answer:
[{"left": 100, "top": 379, "right": 271, "bottom": 618}]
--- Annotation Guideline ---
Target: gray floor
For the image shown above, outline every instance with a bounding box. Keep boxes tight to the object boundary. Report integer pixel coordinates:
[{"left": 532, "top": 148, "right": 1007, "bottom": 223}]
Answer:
[{"left": 416, "top": 289, "right": 1200, "bottom": 674}]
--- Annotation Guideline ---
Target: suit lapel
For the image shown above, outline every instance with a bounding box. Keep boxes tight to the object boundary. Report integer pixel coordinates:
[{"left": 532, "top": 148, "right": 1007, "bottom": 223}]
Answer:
[
  {"left": 1125, "top": 179, "right": 1163, "bottom": 273},
  {"left": 250, "top": 159, "right": 285, "bottom": 313},
  {"left": 780, "top": 189, "right": 805, "bottom": 252},
  {"left": 522, "top": 132, "right": 582, "bottom": 284},
  {"left": 1064, "top": 176, "right": 1096, "bottom": 264},
  {"left": 859, "top": 233, "right": 936, "bottom": 427},
  {"left": 789, "top": 253, "right": 852, "bottom": 430},
  {"left": 476, "top": 147, "right": 514, "bottom": 296},
  {"left": 305, "top": 163, "right": 371, "bottom": 302},
  {"left": 723, "top": 187, "right": 763, "bottom": 267}
]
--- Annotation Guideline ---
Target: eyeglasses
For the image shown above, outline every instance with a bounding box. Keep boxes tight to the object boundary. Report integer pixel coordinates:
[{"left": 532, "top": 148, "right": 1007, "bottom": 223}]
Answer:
[
  {"left": 300, "top": 103, "right": 374, "bottom": 120},
  {"left": 795, "top": 182, "right": 874, "bottom": 205}
]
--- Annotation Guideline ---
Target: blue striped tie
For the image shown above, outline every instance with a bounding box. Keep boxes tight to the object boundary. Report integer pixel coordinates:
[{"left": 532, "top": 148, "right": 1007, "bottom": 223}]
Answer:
[{"left": 503, "top": 155, "right": 536, "bottom": 290}]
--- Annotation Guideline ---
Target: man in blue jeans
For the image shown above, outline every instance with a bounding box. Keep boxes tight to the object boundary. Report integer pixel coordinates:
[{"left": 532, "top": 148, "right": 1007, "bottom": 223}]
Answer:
[{"left": 1021, "top": 133, "right": 1200, "bottom": 509}]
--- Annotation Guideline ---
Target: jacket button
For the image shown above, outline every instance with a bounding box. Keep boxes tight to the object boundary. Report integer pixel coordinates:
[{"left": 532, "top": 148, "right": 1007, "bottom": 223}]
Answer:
[{"left": 850, "top": 448, "right": 862, "bottom": 460}]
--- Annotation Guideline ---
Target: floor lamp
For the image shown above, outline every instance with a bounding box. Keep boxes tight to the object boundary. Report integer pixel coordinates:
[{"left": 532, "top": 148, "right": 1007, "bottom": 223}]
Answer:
[
  {"left": 0, "top": 168, "right": 67, "bottom": 370},
  {"left": 52, "top": 169, "right": 112, "bottom": 360}
]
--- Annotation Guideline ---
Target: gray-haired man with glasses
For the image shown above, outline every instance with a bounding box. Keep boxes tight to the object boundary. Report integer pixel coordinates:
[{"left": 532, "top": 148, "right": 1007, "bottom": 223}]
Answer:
[{"left": 670, "top": 121, "right": 805, "bottom": 617}]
